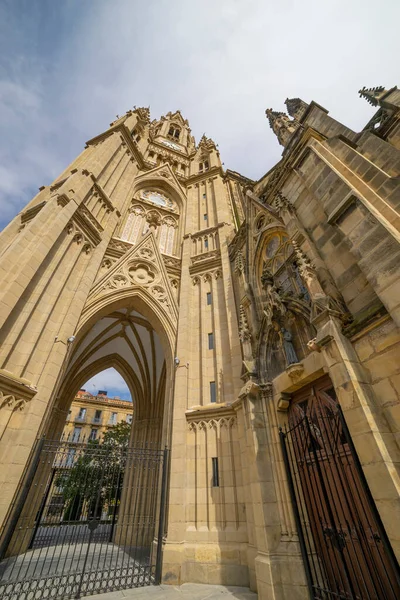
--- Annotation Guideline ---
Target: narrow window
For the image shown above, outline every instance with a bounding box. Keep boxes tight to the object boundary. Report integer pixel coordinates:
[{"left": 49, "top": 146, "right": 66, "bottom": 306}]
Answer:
[
  {"left": 204, "top": 160, "right": 209, "bottom": 171},
  {"left": 212, "top": 457, "right": 219, "bottom": 487},
  {"left": 109, "top": 412, "right": 118, "bottom": 425},
  {"left": 168, "top": 126, "right": 174, "bottom": 136},
  {"left": 72, "top": 427, "right": 82, "bottom": 442},
  {"left": 203, "top": 193, "right": 206, "bottom": 199},
  {"left": 204, "top": 238, "right": 209, "bottom": 250},
  {"left": 78, "top": 408, "right": 86, "bottom": 421},
  {"left": 93, "top": 410, "right": 102, "bottom": 424},
  {"left": 89, "top": 429, "right": 97, "bottom": 441},
  {"left": 199, "top": 162, "right": 203, "bottom": 172},
  {"left": 208, "top": 332, "right": 214, "bottom": 350},
  {"left": 210, "top": 381, "right": 216, "bottom": 403},
  {"left": 204, "top": 213, "right": 208, "bottom": 221},
  {"left": 174, "top": 129, "right": 180, "bottom": 139},
  {"left": 206, "top": 292, "right": 212, "bottom": 305},
  {"left": 126, "top": 414, "right": 133, "bottom": 424}
]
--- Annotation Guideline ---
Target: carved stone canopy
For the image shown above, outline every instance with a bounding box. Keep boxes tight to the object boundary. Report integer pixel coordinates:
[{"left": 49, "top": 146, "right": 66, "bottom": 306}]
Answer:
[{"left": 265, "top": 108, "right": 298, "bottom": 147}]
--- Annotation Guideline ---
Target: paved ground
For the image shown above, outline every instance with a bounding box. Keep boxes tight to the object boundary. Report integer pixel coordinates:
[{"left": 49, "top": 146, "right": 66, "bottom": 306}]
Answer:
[{"left": 82, "top": 583, "right": 258, "bottom": 600}]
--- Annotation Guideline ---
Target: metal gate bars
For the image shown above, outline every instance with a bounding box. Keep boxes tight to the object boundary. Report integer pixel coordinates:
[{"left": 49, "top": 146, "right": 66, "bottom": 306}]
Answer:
[
  {"left": 0, "top": 438, "right": 169, "bottom": 600},
  {"left": 280, "top": 402, "right": 400, "bottom": 600}
]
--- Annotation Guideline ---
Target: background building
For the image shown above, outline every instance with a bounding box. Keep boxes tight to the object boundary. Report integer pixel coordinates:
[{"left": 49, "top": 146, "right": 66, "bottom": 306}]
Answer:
[
  {"left": 0, "top": 86, "right": 399, "bottom": 600},
  {"left": 63, "top": 389, "right": 133, "bottom": 442}
]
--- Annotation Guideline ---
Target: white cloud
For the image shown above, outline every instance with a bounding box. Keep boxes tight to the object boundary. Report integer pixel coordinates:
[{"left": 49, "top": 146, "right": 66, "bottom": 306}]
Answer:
[
  {"left": 83, "top": 368, "right": 131, "bottom": 400},
  {"left": 0, "top": 0, "right": 399, "bottom": 227}
]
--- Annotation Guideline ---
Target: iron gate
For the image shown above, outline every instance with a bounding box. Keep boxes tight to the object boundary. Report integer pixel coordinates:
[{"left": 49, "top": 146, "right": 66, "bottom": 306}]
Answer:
[
  {"left": 0, "top": 438, "right": 168, "bottom": 600},
  {"left": 279, "top": 382, "right": 400, "bottom": 600}
]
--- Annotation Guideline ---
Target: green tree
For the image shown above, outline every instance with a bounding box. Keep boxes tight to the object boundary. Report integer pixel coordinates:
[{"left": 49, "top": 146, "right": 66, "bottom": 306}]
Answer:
[{"left": 56, "top": 422, "right": 131, "bottom": 521}]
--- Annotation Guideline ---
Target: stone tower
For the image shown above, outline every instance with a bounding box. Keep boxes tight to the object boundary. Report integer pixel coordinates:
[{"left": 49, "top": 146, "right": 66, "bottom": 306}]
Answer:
[
  {"left": 1, "top": 86, "right": 400, "bottom": 600},
  {"left": 0, "top": 105, "right": 248, "bottom": 586}
]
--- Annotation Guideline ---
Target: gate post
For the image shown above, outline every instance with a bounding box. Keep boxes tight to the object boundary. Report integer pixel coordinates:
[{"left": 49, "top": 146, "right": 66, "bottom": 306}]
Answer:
[
  {"left": 0, "top": 436, "right": 45, "bottom": 560},
  {"left": 155, "top": 447, "right": 169, "bottom": 584},
  {"left": 279, "top": 428, "right": 314, "bottom": 598}
]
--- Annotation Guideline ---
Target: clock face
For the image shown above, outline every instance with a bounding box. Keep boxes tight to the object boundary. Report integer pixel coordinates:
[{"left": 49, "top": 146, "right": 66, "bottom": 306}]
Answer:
[
  {"left": 141, "top": 190, "right": 174, "bottom": 209},
  {"left": 161, "top": 139, "right": 181, "bottom": 151}
]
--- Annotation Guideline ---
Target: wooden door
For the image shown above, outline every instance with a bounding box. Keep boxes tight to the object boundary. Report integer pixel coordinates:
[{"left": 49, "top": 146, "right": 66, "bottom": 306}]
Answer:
[{"left": 287, "top": 376, "right": 400, "bottom": 599}]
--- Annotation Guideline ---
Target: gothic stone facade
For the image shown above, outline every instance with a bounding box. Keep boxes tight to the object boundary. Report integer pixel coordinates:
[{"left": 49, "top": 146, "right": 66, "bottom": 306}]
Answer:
[{"left": 0, "top": 86, "right": 400, "bottom": 599}]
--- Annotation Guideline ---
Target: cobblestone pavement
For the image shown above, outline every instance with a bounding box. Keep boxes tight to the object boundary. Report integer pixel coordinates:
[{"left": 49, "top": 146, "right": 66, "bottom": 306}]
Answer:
[{"left": 82, "top": 583, "right": 258, "bottom": 600}]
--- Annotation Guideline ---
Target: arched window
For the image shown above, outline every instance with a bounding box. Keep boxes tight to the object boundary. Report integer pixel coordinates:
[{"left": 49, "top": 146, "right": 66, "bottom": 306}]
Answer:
[
  {"left": 168, "top": 125, "right": 181, "bottom": 140},
  {"left": 121, "top": 206, "right": 145, "bottom": 243}
]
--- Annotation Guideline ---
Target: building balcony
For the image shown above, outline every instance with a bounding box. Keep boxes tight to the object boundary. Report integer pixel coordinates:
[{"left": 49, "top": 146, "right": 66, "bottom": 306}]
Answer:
[{"left": 75, "top": 416, "right": 87, "bottom": 423}]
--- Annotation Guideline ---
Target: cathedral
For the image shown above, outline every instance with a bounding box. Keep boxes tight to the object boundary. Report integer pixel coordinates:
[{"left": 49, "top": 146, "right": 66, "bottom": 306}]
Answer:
[{"left": 0, "top": 85, "right": 400, "bottom": 600}]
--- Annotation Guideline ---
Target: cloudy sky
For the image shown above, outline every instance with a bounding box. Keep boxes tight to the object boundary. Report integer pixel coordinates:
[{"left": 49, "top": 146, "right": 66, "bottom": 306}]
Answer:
[
  {"left": 83, "top": 368, "right": 132, "bottom": 401},
  {"left": 1, "top": 0, "right": 399, "bottom": 395}
]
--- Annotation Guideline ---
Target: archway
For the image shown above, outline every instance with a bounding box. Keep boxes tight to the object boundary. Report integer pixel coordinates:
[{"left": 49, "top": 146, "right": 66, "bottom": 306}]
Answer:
[{"left": 2, "top": 295, "right": 175, "bottom": 598}]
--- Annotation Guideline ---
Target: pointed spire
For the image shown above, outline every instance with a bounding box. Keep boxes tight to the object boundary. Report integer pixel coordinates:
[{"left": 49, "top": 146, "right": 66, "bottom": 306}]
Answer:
[
  {"left": 265, "top": 108, "right": 298, "bottom": 147},
  {"left": 358, "top": 86, "right": 386, "bottom": 107},
  {"left": 134, "top": 106, "right": 151, "bottom": 123},
  {"left": 265, "top": 108, "right": 286, "bottom": 129},
  {"left": 284, "top": 98, "right": 309, "bottom": 121},
  {"left": 198, "top": 133, "right": 216, "bottom": 151}
]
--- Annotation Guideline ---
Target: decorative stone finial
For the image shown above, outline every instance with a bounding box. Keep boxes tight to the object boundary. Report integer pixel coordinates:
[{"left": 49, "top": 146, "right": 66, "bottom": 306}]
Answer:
[
  {"left": 265, "top": 108, "right": 298, "bottom": 147},
  {"left": 358, "top": 86, "right": 386, "bottom": 107},
  {"left": 134, "top": 106, "right": 151, "bottom": 123},
  {"left": 284, "top": 98, "right": 309, "bottom": 121}
]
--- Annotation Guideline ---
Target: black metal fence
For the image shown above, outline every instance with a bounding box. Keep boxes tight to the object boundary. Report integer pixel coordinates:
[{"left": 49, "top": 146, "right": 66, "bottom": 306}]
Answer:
[
  {"left": 280, "top": 403, "right": 400, "bottom": 600},
  {"left": 0, "top": 438, "right": 168, "bottom": 600}
]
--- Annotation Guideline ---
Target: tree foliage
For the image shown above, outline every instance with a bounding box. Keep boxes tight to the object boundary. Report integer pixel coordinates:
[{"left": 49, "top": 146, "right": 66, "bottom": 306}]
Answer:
[{"left": 56, "top": 422, "right": 131, "bottom": 521}]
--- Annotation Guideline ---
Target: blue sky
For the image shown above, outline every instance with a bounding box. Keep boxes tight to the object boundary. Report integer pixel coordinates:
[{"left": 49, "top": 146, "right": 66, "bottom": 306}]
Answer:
[
  {"left": 1, "top": 0, "right": 399, "bottom": 396},
  {"left": 83, "top": 368, "right": 132, "bottom": 401}
]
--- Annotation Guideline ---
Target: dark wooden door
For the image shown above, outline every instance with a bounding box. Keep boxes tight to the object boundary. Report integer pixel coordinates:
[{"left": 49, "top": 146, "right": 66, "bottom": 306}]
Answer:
[{"left": 287, "top": 375, "right": 400, "bottom": 599}]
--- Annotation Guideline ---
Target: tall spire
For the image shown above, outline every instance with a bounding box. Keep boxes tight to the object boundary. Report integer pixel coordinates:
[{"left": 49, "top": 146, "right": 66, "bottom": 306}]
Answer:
[
  {"left": 358, "top": 86, "right": 386, "bottom": 107},
  {"left": 265, "top": 108, "right": 298, "bottom": 147},
  {"left": 284, "top": 98, "right": 308, "bottom": 121}
]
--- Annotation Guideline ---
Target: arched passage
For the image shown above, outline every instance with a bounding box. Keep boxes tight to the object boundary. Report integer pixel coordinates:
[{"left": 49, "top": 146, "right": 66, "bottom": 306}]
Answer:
[{"left": 48, "top": 286, "right": 176, "bottom": 451}]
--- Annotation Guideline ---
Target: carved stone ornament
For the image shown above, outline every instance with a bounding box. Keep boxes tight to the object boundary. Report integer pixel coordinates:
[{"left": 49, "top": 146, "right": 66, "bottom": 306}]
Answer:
[
  {"left": 286, "top": 362, "right": 304, "bottom": 382},
  {"left": 261, "top": 265, "right": 286, "bottom": 328},
  {"left": 87, "top": 233, "right": 178, "bottom": 322},
  {"left": 277, "top": 392, "right": 291, "bottom": 412},
  {"left": 274, "top": 192, "right": 295, "bottom": 218},
  {"left": 238, "top": 380, "right": 259, "bottom": 400},
  {"left": 0, "top": 369, "right": 37, "bottom": 412},
  {"left": 188, "top": 415, "right": 236, "bottom": 432}
]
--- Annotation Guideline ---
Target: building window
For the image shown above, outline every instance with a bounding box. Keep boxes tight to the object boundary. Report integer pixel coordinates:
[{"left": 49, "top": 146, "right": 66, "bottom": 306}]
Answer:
[
  {"left": 212, "top": 457, "right": 219, "bottom": 487},
  {"left": 203, "top": 193, "right": 206, "bottom": 199},
  {"left": 208, "top": 332, "right": 214, "bottom": 350},
  {"left": 204, "top": 160, "right": 209, "bottom": 171},
  {"left": 109, "top": 412, "right": 118, "bottom": 425},
  {"left": 93, "top": 410, "right": 102, "bottom": 424},
  {"left": 72, "top": 427, "right": 82, "bottom": 443},
  {"left": 126, "top": 414, "right": 133, "bottom": 425},
  {"left": 210, "top": 381, "right": 216, "bottom": 403},
  {"left": 89, "top": 429, "right": 97, "bottom": 441},
  {"left": 199, "top": 162, "right": 203, "bottom": 172},
  {"left": 168, "top": 126, "right": 180, "bottom": 140},
  {"left": 77, "top": 408, "right": 86, "bottom": 422},
  {"left": 204, "top": 238, "right": 209, "bottom": 250},
  {"left": 204, "top": 213, "right": 208, "bottom": 222},
  {"left": 206, "top": 292, "right": 212, "bottom": 305}
]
